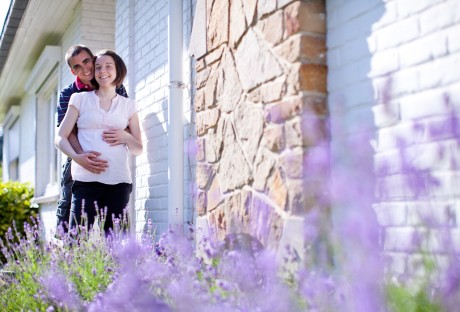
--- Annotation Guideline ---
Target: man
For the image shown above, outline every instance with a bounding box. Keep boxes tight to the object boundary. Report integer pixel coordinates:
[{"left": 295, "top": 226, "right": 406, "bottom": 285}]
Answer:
[{"left": 56, "top": 44, "right": 128, "bottom": 232}]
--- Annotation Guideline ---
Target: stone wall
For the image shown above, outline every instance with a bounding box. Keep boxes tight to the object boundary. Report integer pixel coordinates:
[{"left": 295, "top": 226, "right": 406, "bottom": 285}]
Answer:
[{"left": 191, "top": 0, "right": 327, "bottom": 249}]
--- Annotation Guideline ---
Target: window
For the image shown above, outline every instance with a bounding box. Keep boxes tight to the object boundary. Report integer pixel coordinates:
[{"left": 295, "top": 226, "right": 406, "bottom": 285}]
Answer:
[
  {"left": 2, "top": 106, "right": 20, "bottom": 181},
  {"left": 35, "top": 71, "right": 60, "bottom": 199},
  {"left": 24, "top": 45, "right": 61, "bottom": 202}
]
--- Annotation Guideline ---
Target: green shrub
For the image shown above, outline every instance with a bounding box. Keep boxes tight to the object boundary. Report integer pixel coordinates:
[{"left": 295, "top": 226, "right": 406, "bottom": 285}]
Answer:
[{"left": 0, "top": 180, "right": 36, "bottom": 244}]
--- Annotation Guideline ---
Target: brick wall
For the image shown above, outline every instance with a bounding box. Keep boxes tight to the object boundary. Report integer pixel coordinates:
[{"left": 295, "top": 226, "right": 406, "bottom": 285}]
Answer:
[
  {"left": 81, "top": 0, "right": 116, "bottom": 50},
  {"left": 327, "top": 0, "right": 460, "bottom": 275},
  {"left": 115, "top": 0, "right": 196, "bottom": 236}
]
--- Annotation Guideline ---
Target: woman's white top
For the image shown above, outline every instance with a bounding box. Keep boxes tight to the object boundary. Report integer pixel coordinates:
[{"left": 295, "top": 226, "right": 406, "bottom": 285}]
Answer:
[{"left": 69, "top": 91, "right": 137, "bottom": 185}]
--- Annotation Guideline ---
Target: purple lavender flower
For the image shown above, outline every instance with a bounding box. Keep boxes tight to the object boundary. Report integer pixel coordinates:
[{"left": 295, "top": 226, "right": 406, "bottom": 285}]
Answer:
[{"left": 40, "top": 266, "right": 82, "bottom": 310}]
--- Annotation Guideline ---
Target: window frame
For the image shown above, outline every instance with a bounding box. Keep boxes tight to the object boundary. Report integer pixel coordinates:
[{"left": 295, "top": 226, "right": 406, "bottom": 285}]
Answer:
[{"left": 34, "top": 69, "right": 61, "bottom": 202}]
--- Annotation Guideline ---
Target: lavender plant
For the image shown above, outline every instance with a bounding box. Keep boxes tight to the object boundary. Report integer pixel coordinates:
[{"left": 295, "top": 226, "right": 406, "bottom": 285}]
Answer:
[
  {"left": 0, "top": 208, "right": 452, "bottom": 312},
  {"left": 1, "top": 103, "right": 459, "bottom": 311}
]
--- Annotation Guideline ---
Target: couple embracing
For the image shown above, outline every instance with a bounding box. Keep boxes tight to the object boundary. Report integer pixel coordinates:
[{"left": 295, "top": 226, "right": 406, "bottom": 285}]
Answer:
[{"left": 55, "top": 45, "right": 142, "bottom": 235}]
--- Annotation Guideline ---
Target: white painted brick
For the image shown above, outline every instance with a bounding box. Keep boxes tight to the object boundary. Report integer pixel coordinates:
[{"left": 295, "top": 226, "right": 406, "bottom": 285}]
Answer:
[
  {"left": 377, "top": 174, "right": 423, "bottom": 200},
  {"left": 327, "top": 48, "right": 342, "bottom": 69},
  {"left": 419, "top": 0, "right": 458, "bottom": 36},
  {"left": 384, "top": 252, "right": 407, "bottom": 276},
  {"left": 329, "top": 8, "right": 381, "bottom": 49},
  {"left": 340, "top": 37, "right": 372, "bottom": 65},
  {"left": 327, "top": 19, "right": 361, "bottom": 49},
  {"left": 367, "top": 32, "right": 377, "bottom": 54},
  {"left": 447, "top": 24, "right": 460, "bottom": 53},
  {"left": 440, "top": 53, "right": 460, "bottom": 86},
  {"left": 451, "top": 228, "right": 460, "bottom": 253},
  {"left": 326, "top": 0, "right": 345, "bottom": 12},
  {"left": 418, "top": 171, "right": 460, "bottom": 198},
  {"left": 375, "top": 16, "right": 419, "bottom": 51},
  {"left": 407, "top": 253, "right": 437, "bottom": 277},
  {"left": 327, "top": 69, "right": 346, "bottom": 93},
  {"left": 374, "top": 148, "right": 408, "bottom": 176},
  {"left": 384, "top": 227, "right": 417, "bottom": 252},
  {"left": 407, "top": 201, "right": 456, "bottom": 227},
  {"left": 328, "top": 0, "right": 460, "bottom": 273},
  {"left": 376, "top": 121, "right": 424, "bottom": 151},
  {"left": 369, "top": 48, "right": 399, "bottom": 77},
  {"left": 372, "top": 101, "right": 400, "bottom": 128},
  {"left": 330, "top": 57, "right": 370, "bottom": 92},
  {"left": 396, "top": 0, "right": 444, "bottom": 19},
  {"left": 448, "top": 81, "right": 460, "bottom": 113},
  {"left": 418, "top": 62, "right": 444, "bottom": 90},
  {"left": 373, "top": 203, "right": 407, "bottom": 226},
  {"left": 371, "top": 1, "right": 397, "bottom": 31},
  {"left": 399, "top": 89, "right": 448, "bottom": 120},
  {"left": 345, "top": 80, "right": 376, "bottom": 107},
  {"left": 330, "top": 104, "right": 375, "bottom": 138},
  {"left": 136, "top": 186, "right": 149, "bottom": 199},
  {"left": 399, "top": 31, "right": 447, "bottom": 68},
  {"left": 402, "top": 140, "right": 459, "bottom": 172},
  {"left": 336, "top": 0, "right": 381, "bottom": 25},
  {"left": 372, "top": 68, "right": 420, "bottom": 103}
]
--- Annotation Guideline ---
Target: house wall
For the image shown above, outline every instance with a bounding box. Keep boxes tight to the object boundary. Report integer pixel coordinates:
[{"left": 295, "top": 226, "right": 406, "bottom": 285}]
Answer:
[
  {"left": 327, "top": 0, "right": 460, "bottom": 275},
  {"left": 59, "top": 0, "right": 117, "bottom": 90},
  {"left": 38, "top": 0, "right": 120, "bottom": 237},
  {"left": 60, "top": 4, "right": 82, "bottom": 89},
  {"left": 114, "top": 0, "right": 196, "bottom": 237}
]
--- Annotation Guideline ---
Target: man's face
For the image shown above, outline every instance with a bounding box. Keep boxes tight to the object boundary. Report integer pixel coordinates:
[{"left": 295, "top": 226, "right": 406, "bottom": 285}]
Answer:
[{"left": 69, "top": 50, "right": 94, "bottom": 85}]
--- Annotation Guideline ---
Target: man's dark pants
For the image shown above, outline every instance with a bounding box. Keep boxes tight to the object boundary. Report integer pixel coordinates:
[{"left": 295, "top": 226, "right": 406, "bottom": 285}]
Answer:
[{"left": 56, "top": 157, "right": 72, "bottom": 231}]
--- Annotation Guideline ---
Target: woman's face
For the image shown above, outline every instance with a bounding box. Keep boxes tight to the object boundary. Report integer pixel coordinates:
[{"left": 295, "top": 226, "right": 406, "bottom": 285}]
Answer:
[{"left": 94, "top": 55, "right": 117, "bottom": 87}]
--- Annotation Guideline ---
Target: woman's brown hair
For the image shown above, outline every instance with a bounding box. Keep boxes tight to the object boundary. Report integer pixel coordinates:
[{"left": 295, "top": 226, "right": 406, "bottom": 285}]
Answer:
[{"left": 92, "top": 49, "right": 127, "bottom": 88}]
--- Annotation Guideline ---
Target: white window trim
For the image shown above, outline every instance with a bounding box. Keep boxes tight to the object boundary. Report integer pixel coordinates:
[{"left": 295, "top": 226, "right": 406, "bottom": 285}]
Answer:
[
  {"left": 28, "top": 45, "right": 62, "bottom": 204},
  {"left": 25, "top": 46, "right": 61, "bottom": 94},
  {"left": 2, "top": 106, "right": 20, "bottom": 181}
]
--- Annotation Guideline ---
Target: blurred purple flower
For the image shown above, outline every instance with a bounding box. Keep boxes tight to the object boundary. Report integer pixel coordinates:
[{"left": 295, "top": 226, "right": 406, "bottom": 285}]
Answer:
[{"left": 40, "top": 266, "right": 82, "bottom": 311}]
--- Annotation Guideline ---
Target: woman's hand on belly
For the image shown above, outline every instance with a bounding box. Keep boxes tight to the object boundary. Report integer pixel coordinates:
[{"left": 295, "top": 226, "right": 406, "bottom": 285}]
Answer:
[{"left": 102, "top": 129, "right": 129, "bottom": 146}]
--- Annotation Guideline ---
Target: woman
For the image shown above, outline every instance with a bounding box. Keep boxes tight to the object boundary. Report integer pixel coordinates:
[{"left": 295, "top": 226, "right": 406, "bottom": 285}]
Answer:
[{"left": 56, "top": 49, "right": 142, "bottom": 234}]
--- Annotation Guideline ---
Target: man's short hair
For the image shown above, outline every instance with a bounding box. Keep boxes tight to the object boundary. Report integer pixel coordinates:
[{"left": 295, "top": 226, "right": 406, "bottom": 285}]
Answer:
[
  {"left": 65, "top": 45, "right": 94, "bottom": 68},
  {"left": 93, "top": 49, "right": 127, "bottom": 88}
]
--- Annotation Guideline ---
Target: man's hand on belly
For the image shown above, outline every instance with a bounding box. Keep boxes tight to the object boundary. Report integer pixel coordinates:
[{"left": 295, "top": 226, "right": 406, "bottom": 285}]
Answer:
[{"left": 74, "top": 151, "right": 109, "bottom": 174}]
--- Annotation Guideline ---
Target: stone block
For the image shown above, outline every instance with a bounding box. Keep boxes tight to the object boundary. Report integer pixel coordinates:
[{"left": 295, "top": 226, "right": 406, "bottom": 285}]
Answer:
[{"left": 284, "top": 1, "right": 326, "bottom": 36}]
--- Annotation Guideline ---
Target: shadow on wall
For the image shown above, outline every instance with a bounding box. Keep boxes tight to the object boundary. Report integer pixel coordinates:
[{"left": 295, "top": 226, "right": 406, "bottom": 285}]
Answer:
[
  {"left": 326, "top": 2, "right": 385, "bottom": 310},
  {"left": 327, "top": 1, "right": 385, "bottom": 247},
  {"left": 141, "top": 98, "right": 168, "bottom": 236}
]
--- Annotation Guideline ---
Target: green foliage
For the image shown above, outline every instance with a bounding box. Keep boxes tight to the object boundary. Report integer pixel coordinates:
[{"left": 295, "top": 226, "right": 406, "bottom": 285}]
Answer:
[
  {"left": 0, "top": 181, "right": 36, "bottom": 244},
  {"left": 0, "top": 220, "right": 49, "bottom": 310},
  {"left": 0, "top": 221, "right": 116, "bottom": 311},
  {"left": 59, "top": 231, "right": 116, "bottom": 302},
  {"left": 386, "top": 283, "right": 442, "bottom": 312}
]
